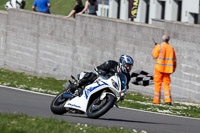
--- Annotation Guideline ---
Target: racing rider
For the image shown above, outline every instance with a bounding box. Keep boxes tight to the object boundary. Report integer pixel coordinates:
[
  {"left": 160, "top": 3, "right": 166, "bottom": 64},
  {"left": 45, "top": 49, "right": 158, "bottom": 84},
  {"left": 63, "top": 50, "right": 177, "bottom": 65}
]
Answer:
[{"left": 64, "top": 54, "right": 134, "bottom": 97}]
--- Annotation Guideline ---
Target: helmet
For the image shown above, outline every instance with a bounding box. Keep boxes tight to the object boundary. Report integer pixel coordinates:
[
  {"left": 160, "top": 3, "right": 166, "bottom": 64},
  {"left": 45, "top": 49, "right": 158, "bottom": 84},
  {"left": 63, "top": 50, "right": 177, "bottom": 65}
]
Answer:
[
  {"left": 119, "top": 55, "right": 134, "bottom": 73},
  {"left": 5, "top": 2, "right": 12, "bottom": 10},
  {"left": 5, "top": 0, "right": 25, "bottom": 10}
]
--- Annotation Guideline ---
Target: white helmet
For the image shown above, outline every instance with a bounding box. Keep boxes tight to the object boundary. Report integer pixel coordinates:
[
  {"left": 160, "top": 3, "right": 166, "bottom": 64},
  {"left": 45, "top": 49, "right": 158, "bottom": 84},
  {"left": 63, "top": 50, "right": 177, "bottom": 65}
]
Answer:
[
  {"left": 5, "top": 2, "right": 12, "bottom": 10},
  {"left": 17, "top": 0, "right": 23, "bottom": 3},
  {"left": 5, "top": 0, "right": 25, "bottom": 10}
]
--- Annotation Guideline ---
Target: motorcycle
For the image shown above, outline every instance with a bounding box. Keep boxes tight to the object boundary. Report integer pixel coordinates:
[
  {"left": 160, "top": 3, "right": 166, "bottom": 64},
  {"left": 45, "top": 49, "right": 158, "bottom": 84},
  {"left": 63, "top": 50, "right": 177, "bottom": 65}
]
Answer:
[{"left": 50, "top": 72, "right": 127, "bottom": 119}]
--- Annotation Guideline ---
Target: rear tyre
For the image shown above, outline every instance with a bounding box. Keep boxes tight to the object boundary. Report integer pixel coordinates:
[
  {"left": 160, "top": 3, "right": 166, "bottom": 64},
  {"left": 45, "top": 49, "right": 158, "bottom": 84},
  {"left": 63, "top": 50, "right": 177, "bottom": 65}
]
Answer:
[
  {"left": 87, "top": 94, "right": 116, "bottom": 119},
  {"left": 50, "top": 90, "right": 68, "bottom": 115}
]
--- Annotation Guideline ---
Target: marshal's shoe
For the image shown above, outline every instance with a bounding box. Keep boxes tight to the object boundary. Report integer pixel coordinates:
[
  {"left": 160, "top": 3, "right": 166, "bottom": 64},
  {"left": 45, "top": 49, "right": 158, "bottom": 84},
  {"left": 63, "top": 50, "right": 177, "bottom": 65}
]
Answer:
[{"left": 165, "top": 102, "right": 172, "bottom": 106}]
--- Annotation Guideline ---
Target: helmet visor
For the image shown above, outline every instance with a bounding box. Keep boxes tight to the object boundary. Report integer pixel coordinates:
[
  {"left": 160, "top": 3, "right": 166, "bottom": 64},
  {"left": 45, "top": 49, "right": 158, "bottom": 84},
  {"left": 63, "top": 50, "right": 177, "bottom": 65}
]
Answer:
[{"left": 125, "top": 63, "right": 133, "bottom": 72}]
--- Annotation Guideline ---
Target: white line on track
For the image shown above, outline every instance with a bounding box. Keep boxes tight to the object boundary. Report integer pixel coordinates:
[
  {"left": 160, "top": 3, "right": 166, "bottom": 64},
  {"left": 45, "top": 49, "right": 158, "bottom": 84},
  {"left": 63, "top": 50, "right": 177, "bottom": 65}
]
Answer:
[
  {"left": 119, "top": 106, "right": 200, "bottom": 120},
  {"left": 1, "top": 85, "right": 200, "bottom": 121},
  {"left": 0, "top": 85, "right": 55, "bottom": 97}
]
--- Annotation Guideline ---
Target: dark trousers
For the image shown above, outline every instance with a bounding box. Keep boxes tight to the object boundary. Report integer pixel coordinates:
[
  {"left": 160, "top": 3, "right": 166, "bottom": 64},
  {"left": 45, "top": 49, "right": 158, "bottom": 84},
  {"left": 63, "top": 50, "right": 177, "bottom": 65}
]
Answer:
[
  {"left": 69, "top": 72, "right": 97, "bottom": 93},
  {"left": 41, "top": 10, "right": 50, "bottom": 14}
]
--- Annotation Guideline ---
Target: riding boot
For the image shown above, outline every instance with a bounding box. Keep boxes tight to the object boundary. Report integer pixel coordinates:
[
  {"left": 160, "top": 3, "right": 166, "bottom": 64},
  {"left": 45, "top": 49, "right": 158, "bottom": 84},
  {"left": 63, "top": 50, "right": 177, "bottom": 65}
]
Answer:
[{"left": 69, "top": 83, "right": 78, "bottom": 94}]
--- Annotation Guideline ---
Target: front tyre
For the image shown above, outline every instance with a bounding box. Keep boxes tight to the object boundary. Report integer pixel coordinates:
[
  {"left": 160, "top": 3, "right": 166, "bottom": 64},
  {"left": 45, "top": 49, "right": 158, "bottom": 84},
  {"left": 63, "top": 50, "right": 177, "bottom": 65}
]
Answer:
[
  {"left": 50, "top": 90, "right": 68, "bottom": 115},
  {"left": 87, "top": 94, "right": 116, "bottom": 119}
]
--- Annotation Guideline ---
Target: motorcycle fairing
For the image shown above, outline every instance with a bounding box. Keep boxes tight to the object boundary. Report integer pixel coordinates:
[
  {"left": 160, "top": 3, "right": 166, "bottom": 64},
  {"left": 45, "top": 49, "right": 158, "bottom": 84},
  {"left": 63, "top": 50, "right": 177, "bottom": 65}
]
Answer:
[
  {"left": 64, "top": 75, "right": 122, "bottom": 112},
  {"left": 64, "top": 81, "right": 109, "bottom": 112},
  {"left": 85, "top": 81, "right": 108, "bottom": 99}
]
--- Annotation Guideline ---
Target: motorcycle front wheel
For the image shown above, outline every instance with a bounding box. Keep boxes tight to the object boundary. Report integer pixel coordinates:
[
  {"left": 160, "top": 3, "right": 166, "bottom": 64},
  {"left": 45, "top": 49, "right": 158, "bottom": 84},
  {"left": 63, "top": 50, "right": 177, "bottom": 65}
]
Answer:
[
  {"left": 87, "top": 94, "right": 116, "bottom": 119},
  {"left": 50, "top": 90, "right": 68, "bottom": 115}
]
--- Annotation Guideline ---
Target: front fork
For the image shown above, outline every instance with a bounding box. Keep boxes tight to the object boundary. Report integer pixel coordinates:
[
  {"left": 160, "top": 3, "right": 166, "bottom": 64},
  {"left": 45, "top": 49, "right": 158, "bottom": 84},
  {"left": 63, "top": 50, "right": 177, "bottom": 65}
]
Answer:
[{"left": 99, "top": 91, "right": 120, "bottom": 108}]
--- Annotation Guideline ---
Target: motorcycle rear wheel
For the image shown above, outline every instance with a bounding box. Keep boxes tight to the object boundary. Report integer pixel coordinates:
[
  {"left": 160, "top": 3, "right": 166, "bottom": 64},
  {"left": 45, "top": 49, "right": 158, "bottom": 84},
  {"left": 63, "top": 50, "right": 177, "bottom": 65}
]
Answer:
[
  {"left": 87, "top": 94, "right": 116, "bottom": 119},
  {"left": 50, "top": 90, "right": 68, "bottom": 115}
]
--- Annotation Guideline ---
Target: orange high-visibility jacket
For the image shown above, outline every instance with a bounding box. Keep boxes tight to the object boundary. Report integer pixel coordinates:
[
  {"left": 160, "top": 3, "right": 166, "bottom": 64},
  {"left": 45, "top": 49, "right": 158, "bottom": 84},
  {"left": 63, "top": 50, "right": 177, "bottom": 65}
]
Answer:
[{"left": 152, "top": 42, "right": 177, "bottom": 73}]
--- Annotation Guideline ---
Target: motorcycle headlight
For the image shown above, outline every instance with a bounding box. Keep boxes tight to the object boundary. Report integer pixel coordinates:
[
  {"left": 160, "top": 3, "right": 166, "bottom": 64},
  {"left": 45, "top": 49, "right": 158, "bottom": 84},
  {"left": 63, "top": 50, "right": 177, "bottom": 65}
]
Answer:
[{"left": 112, "top": 79, "right": 119, "bottom": 90}]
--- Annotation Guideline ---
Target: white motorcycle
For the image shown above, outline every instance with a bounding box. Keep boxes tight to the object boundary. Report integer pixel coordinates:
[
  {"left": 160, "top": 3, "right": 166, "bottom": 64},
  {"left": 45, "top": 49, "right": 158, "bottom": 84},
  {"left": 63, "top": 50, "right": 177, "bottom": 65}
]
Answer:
[{"left": 50, "top": 72, "right": 127, "bottom": 119}]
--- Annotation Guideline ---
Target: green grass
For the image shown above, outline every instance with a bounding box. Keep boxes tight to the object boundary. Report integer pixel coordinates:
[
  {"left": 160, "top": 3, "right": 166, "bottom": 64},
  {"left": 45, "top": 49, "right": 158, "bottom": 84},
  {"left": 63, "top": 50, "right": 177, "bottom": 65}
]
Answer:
[
  {"left": 0, "top": 67, "right": 200, "bottom": 119},
  {"left": 0, "top": 113, "right": 137, "bottom": 133},
  {"left": 0, "top": 0, "right": 8, "bottom": 10},
  {"left": 0, "top": 0, "right": 76, "bottom": 16},
  {"left": 118, "top": 93, "right": 200, "bottom": 118},
  {"left": 0, "top": 68, "right": 66, "bottom": 94}
]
